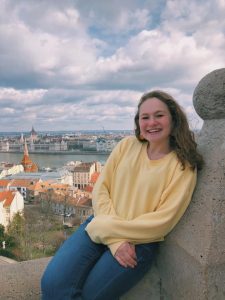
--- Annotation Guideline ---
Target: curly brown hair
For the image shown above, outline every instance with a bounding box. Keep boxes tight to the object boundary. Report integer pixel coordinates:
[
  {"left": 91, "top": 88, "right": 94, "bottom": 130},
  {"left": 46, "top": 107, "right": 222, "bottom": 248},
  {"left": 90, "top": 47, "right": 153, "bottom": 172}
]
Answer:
[{"left": 134, "top": 90, "right": 204, "bottom": 170}]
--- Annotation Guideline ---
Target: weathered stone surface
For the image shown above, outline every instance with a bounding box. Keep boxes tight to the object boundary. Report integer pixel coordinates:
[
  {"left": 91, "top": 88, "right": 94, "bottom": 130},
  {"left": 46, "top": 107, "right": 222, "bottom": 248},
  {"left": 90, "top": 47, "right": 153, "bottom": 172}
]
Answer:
[
  {"left": 0, "top": 257, "right": 50, "bottom": 300},
  {"left": 193, "top": 68, "right": 225, "bottom": 119},
  {"left": 121, "top": 264, "right": 161, "bottom": 300},
  {"left": 158, "top": 68, "right": 225, "bottom": 299},
  {"left": 0, "top": 257, "right": 160, "bottom": 300}
]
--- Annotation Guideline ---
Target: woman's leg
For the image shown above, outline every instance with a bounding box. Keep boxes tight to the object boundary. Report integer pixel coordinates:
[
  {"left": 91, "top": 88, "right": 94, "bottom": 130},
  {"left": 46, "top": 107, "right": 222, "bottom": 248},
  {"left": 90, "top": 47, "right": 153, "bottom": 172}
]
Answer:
[
  {"left": 41, "top": 216, "right": 106, "bottom": 300},
  {"left": 82, "top": 242, "right": 158, "bottom": 300}
]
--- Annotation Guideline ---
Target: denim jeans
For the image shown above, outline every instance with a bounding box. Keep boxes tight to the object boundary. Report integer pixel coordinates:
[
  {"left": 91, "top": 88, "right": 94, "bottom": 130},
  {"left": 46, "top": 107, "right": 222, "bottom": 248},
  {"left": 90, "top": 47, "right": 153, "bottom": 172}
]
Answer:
[{"left": 41, "top": 215, "right": 158, "bottom": 300}]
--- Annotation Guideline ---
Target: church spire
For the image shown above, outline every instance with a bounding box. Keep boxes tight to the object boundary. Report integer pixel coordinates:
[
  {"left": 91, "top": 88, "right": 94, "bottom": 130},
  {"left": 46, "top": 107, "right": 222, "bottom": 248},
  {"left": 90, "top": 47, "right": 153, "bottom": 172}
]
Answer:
[
  {"left": 20, "top": 133, "right": 24, "bottom": 144},
  {"left": 21, "top": 139, "right": 38, "bottom": 173},
  {"left": 24, "top": 138, "right": 29, "bottom": 156}
]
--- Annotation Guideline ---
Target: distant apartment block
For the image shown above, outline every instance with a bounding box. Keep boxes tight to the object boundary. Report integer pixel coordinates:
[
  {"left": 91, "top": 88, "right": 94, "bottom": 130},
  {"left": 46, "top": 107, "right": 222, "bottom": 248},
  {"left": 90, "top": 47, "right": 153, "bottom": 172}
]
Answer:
[
  {"left": 96, "top": 138, "right": 118, "bottom": 152},
  {"left": 37, "top": 184, "right": 93, "bottom": 223},
  {"left": 71, "top": 161, "right": 101, "bottom": 189},
  {"left": 31, "top": 140, "right": 68, "bottom": 152},
  {"left": 50, "top": 191, "right": 93, "bottom": 223},
  {"left": 82, "top": 140, "right": 97, "bottom": 151},
  {"left": 0, "top": 141, "right": 68, "bottom": 152}
]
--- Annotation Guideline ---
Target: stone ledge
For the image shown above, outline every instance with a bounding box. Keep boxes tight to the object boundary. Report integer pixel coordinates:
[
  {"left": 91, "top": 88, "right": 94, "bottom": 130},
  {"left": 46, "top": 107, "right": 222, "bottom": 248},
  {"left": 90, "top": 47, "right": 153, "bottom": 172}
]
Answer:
[
  {"left": 0, "top": 257, "right": 161, "bottom": 300},
  {"left": 0, "top": 257, "right": 50, "bottom": 300},
  {"left": 0, "top": 255, "right": 18, "bottom": 265}
]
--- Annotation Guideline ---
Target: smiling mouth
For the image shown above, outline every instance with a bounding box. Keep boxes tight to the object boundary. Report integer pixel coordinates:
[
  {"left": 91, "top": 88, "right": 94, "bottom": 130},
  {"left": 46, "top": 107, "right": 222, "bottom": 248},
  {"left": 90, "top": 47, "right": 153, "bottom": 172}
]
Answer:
[{"left": 146, "top": 129, "right": 161, "bottom": 133}]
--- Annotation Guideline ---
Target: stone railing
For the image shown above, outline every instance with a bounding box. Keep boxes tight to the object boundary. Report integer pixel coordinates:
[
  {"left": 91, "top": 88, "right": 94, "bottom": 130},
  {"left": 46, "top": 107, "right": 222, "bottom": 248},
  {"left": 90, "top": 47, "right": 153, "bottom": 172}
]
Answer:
[
  {"left": 0, "top": 257, "right": 161, "bottom": 300},
  {"left": 1, "top": 68, "right": 224, "bottom": 300},
  {"left": 0, "top": 257, "right": 49, "bottom": 300}
]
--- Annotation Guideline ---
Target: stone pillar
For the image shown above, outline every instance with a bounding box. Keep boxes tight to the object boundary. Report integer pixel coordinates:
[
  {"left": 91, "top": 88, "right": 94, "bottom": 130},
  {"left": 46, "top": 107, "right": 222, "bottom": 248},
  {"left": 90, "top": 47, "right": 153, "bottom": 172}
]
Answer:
[{"left": 158, "top": 68, "right": 225, "bottom": 300}]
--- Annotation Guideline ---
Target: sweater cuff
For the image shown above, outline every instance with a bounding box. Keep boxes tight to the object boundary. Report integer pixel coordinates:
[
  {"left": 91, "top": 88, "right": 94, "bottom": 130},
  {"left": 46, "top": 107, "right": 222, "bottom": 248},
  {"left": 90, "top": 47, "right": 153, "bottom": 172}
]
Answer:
[{"left": 108, "top": 241, "right": 125, "bottom": 256}]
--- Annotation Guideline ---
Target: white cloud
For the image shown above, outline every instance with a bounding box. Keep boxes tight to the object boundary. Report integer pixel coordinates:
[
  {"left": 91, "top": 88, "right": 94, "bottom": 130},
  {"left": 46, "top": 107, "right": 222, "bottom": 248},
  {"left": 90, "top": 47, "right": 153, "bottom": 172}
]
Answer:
[
  {"left": 0, "top": 88, "right": 47, "bottom": 102},
  {"left": 0, "top": 0, "right": 224, "bottom": 131},
  {"left": 84, "top": 27, "right": 223, "bottom": 94},
  {"left": 0, "top": 0, "right": 98, "bottom": 88},
  {"left": 75, "top": 0, "right": 152, "bottom": 33}
]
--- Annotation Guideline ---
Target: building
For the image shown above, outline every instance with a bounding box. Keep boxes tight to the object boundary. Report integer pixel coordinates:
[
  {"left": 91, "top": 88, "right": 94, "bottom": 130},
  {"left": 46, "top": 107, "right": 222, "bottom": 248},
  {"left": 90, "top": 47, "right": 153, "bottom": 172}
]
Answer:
[
  {"left": 71, "top": 162, "right": 96, "bottom": 189},
  {"left": 82, "top": 140, "right": 97, "bottom": 151},
  {"left": 96, "top": 138, "right": 119, "bottom": 152},
  {"left": 24, "top": 140, "right": 68, "bottom": 152},
  {"left": 0, "top": 163, "right": 24, "bottom": 179},
  {"left": 6, "top": 167, "right": 73, "bottom": 186},
  {"left": 30, "top": 126, "right": 38, "bottom": 142},
  {"left": 0, "top": 190, "right": 24, "bottom": 228},
  {"left": 89, "top": 172, "right": 100, "bottom": 189},
  {"left": 0, "top": 178, "right": 41, "bottom": 201},
  {"left": 0, "top": 141, "right": 9, "bottom": 151},
  {"left": 20, "top": 140, "right": 38, "bottom": 172},
  {"left": 0, "top": 179, "right": 11, "bottom": 191},
  {"left": 8, "top": 179, "right": 40, "bottom": 200},
  {"left": 50, "top": 191, "right": 93, "bottom": 224}
]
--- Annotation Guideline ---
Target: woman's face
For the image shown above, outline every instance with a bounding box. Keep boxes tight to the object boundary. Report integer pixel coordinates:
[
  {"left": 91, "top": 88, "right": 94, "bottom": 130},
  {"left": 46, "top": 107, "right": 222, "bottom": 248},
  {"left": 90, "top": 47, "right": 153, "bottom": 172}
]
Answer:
[{"left": 139, "top": 97, "right": 173, "bottom": 145}]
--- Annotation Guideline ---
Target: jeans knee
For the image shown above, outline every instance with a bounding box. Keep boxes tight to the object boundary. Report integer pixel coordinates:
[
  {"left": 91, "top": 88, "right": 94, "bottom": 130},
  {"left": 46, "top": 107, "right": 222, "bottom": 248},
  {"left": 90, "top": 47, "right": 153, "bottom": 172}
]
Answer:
[
  {"left": 41, "top": 269, "right": 52, "bottom": 296},
  {"left": 41, "top": 266, "right": 61, "bottom": 297}
]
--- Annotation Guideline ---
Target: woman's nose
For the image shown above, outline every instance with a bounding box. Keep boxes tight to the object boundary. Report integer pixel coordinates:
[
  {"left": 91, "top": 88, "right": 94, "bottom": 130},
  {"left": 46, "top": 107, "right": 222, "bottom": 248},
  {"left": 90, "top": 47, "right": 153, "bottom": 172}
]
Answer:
[{"left": 147, "top": 117, "right": 158, "bottom": 126}]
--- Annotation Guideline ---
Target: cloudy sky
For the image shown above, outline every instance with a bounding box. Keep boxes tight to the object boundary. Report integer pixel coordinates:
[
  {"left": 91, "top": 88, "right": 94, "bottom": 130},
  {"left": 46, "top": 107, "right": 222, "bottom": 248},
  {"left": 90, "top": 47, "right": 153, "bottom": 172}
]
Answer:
[{"left": 0, "top": 0, "right": 224, "bottom": 132}]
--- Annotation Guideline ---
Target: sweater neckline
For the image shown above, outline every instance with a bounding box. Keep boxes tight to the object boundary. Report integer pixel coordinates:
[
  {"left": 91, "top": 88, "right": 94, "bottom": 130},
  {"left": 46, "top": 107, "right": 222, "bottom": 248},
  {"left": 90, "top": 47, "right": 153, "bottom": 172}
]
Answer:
[{"left": 142, "top": 142, "right": 175, "bottom": 165}]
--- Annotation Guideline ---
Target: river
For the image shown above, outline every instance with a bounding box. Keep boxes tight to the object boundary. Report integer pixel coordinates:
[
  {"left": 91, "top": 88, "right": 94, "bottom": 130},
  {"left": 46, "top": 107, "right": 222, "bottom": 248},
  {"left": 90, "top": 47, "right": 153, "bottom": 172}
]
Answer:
[{"left": 0, "top": 152, "right": 109, "bottom": 169}]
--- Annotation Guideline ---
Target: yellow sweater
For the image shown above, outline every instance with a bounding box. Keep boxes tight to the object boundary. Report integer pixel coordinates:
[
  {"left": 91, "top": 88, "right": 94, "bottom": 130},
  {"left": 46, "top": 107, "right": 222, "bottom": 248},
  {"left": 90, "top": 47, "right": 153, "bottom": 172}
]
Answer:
[{"left": 86, "top": 136, "right": 197, "bottom": 255}]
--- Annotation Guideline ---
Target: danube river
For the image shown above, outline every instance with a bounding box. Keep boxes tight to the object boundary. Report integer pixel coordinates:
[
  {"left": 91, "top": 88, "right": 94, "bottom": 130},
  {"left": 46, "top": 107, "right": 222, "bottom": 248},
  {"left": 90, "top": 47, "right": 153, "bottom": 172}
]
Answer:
[{"left": 0, "top": 152, "right": 109, "bottom": 169}]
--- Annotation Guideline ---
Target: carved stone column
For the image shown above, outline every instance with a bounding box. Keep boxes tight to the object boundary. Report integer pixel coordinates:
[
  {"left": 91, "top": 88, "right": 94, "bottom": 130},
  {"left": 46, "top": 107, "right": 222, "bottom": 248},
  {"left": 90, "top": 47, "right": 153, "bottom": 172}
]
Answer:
[{"left": 158, "top": 68, "right": 225, "bottom": 299}]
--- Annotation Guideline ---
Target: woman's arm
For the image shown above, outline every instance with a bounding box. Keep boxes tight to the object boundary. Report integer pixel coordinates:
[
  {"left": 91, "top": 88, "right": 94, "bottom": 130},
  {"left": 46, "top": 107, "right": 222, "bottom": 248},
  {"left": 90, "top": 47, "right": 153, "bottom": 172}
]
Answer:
[{"left": 92, "top": 137, "right": 128, "bottom": 216}]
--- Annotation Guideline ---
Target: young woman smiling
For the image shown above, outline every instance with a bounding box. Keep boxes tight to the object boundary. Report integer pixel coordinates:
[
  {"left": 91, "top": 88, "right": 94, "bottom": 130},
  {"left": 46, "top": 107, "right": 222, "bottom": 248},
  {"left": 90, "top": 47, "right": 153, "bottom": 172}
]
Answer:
[{"left": 41, "top": 90, "right": 204, "bottom": 300}]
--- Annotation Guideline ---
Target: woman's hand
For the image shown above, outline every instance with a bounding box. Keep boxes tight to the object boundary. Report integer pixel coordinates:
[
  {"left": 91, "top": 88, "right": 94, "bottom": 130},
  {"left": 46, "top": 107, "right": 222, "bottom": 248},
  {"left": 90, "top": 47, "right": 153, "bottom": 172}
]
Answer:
[{"left": 114, "top": 242, "right": 137, "bottom": 268}]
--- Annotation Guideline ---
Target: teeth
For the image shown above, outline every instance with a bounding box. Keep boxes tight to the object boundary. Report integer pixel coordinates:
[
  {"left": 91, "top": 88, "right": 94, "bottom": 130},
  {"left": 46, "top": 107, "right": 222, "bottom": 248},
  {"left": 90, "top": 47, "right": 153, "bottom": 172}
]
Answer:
[{"left": 147, "top": 129, "right": 160, "bottom": 133}]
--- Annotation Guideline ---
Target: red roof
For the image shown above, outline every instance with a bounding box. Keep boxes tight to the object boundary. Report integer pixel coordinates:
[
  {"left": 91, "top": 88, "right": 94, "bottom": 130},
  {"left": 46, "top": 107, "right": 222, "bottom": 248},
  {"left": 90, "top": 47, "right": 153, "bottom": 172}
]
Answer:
[
  {"left": 0, "top": 180, "right": 11, "bottom": 187},
  {"left": 90, "top": 172, "right": 100, "bottom": 184},
  {"left": 0, "top": 191, "right": 15, "bottom": 208},
  {"left": 85, "top": 185, "right": 93, "bottom": 193},
  {"left": 74, "top": 162, "right": 94, "bottom": 172},
  {"left": 10, "top": 179, "right": 39, "bottom": 188}
]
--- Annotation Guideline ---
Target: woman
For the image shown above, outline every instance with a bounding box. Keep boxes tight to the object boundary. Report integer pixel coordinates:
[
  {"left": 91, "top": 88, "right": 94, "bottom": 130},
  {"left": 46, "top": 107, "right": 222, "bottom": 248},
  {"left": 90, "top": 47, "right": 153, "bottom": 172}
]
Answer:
[{"left": 41, "top": 90, "right": 203, "bottom": 300}]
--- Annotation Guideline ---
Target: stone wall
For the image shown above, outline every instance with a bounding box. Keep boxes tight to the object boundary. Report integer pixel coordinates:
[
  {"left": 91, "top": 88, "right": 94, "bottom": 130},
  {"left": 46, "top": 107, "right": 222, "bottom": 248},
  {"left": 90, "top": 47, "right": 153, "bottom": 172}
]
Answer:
[{"left": 158, "top": 68, "right": 225, "bottom": 300}]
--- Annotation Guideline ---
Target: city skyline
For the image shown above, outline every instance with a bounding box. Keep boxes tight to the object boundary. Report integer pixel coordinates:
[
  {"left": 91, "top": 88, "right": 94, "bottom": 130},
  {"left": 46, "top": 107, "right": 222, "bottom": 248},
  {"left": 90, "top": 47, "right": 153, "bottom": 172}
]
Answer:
[{"left": 0, "top": 0, "right": 224, "bottom": 132}]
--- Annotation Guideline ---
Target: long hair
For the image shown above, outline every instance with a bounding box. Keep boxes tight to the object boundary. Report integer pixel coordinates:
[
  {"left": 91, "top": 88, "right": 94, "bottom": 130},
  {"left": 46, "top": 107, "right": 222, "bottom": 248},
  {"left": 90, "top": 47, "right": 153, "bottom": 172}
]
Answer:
[{"left": 134, "top": 90, "right": 204, "bottom": 170}]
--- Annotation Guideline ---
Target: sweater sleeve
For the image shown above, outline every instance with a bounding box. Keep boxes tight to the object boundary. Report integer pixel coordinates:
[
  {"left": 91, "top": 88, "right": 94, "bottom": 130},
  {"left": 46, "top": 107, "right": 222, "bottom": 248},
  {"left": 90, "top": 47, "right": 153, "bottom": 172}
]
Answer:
[
  {"left": 86, "top": 165, "right": 197, "bottom": 255},
  {"left": 92, "top": 138, "right": 124, "bottom": 216}
]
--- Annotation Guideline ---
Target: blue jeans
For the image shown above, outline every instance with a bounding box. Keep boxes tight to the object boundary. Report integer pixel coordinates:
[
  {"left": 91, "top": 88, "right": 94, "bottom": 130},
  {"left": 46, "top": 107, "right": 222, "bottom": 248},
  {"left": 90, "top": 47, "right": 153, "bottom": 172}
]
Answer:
[{"left": 41, "top": 215, "right": 158, "bottom": 300}]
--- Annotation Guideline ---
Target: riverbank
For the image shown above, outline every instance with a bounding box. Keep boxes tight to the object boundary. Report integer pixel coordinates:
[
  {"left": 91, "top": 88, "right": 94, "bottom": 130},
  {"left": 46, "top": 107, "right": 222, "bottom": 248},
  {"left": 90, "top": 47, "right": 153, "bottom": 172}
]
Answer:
[
  {"left": 0, "top": 150, "right": 110, "bottom": 155},
  {"left": 0, "top": 152, "right": 109, "bottom": 168}
]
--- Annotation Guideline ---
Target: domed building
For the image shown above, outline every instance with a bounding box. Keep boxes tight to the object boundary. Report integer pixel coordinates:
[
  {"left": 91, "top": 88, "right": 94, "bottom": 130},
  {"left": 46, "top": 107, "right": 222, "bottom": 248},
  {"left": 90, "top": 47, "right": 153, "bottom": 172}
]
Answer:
[
  {"left": 30, "top": 126, "right": 38, "bottom": 142},
  {"left": 21, "top": 139, "right": 38, "bottom": 173}
]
